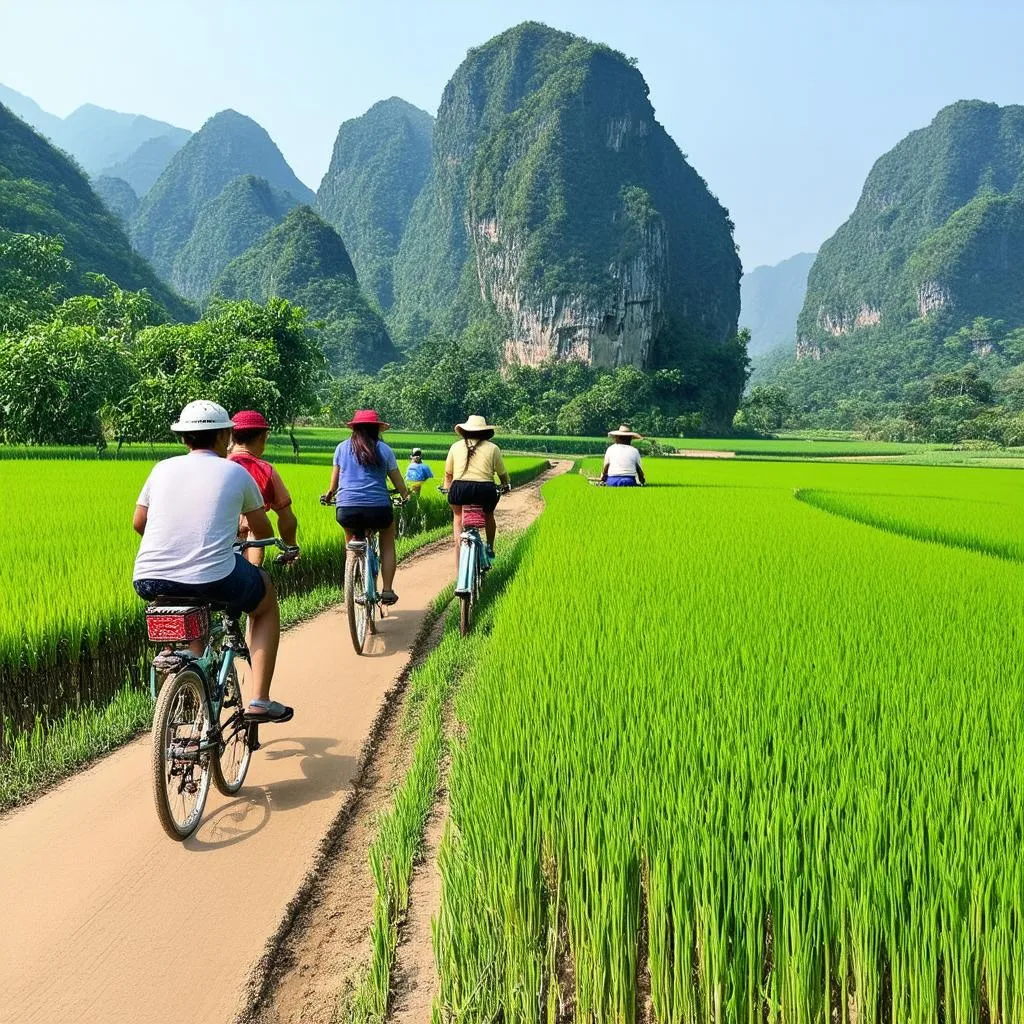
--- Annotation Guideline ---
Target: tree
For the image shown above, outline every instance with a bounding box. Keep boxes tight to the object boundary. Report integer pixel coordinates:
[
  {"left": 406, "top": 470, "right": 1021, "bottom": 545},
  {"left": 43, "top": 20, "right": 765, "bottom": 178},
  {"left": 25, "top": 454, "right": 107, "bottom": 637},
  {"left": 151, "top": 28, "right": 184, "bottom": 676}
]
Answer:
[
  {"left": 739, "top": 384, "right": 794, "bottom": 434},
  {"left": 0, "top": 231, "right": 71, "bottom": 333}
]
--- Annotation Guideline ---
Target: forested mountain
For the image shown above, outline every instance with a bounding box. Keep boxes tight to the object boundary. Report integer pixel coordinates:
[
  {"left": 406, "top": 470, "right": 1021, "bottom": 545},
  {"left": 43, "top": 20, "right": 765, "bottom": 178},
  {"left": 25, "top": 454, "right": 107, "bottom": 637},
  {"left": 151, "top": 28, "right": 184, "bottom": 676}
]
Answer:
[
  {"left": 798, "top": 101, "right": 1024, "bottom": 355},
  {"left": 99, "top": 135, "right": 188, "bottom": 196},
  {"left": 0, "top": 84, "right": 189, "bottom": 188},
  {"left": 0, "top": 103, "right": 189, "bottom": 318},
  {"left": 390, "top": 22, "right": 742, "bottom": 423},
  {"left": 317, "top": 98, "right": 433, "bottom": 311},
  {"left": 170, "top": 174, "right": 300, "bottom": 302},
  {"left": 214, "top": 207, "right": 397, "bottom": 374},
  {"left": 93, "top": 175, "right": 139, "bottom": 226},
  {"left": 763, "top": 101, "right": 1024, "bottom": 443},
  {"left": 132, "top": 110, "right": 314, "bottom": 281},
  {"left": 740, "top": 252, "right": 815, "bottom": 358}
]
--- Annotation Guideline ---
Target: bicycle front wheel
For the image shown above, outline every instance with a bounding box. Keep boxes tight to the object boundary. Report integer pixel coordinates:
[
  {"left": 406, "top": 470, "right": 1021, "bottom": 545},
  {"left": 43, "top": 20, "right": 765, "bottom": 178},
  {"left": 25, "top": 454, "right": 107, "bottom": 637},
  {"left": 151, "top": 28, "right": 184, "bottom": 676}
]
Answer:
[
  {"left": 211, "top": 660, "right": 251, "bottom": 796},
  {"left": 345, "top": 549, "right": 370, "bottom": 654},
  {"left": 151, "top": 669, "right": 213, "bottom": 841}
]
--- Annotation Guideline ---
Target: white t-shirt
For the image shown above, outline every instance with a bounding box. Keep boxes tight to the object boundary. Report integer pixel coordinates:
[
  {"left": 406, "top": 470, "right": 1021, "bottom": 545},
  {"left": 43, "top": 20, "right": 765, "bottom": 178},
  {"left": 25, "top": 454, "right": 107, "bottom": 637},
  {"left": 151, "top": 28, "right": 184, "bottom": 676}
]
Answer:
[
  {"left": 604, "top": 443, "right": 642, "bottom": 478},
  {"left": 133, "top": 452, "right": 264, "bottom": 584}
]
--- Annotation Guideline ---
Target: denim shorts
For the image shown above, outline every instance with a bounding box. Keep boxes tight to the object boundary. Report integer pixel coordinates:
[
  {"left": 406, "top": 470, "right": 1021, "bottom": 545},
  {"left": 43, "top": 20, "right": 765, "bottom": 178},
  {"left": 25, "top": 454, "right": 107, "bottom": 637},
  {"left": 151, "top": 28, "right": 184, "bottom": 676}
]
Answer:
[{"left": 134, "top": 554, "right": 267, "bottom": 616}]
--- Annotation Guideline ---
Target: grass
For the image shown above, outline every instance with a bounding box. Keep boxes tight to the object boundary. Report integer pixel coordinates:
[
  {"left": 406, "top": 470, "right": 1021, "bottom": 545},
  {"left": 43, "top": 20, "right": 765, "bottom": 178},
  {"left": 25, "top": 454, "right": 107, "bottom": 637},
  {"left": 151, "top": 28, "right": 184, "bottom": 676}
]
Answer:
[{"left": 430, "top": 458, "right": 1024, "bottom": 1023}]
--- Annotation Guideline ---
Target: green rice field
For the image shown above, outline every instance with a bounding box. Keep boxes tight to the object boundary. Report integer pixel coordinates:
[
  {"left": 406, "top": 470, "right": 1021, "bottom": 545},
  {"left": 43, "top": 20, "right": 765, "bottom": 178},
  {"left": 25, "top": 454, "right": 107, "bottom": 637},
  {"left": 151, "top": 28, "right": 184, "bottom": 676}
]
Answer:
[
  {"left": 429, "top": 458, "right": 1024, "bottom": 1023},
  {"left": 0, "top": 455, "right": 548, "bottom": 736}
]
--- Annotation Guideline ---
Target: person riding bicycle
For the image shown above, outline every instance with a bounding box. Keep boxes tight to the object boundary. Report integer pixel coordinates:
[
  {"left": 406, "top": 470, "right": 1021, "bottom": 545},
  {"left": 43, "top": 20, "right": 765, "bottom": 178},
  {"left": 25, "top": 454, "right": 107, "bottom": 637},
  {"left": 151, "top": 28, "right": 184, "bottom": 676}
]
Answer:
[
  {"left": 404, "top": 448, "right": 433, "bottom": 495},
  {"left": 322, "top": 409, "right": 410, "bottom": 606},
  {"left": 444, "top": 414, "right": 511, "bottom": 567},
  {"left": 228, "top": 410, "right": 300, "bottom": 567},
  {"left": 600, "top": 425, "right": 646, "bottom": 487},
  {"left": 132, "top": 400, "right": 294, "bottom": 723}
]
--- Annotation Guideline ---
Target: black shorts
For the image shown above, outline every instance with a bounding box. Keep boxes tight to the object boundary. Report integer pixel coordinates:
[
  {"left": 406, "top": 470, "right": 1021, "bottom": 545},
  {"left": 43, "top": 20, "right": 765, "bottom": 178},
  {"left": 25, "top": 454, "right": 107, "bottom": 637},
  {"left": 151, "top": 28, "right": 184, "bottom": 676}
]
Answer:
[
  {"left": 337, "top": 505, "right": 394, "bottom": 535},
  {"left": 134, "top": 554, "right": 267, "bottom": 617},
  {"left": 447, "top": 480, "right": 499, "bottom": 513}
]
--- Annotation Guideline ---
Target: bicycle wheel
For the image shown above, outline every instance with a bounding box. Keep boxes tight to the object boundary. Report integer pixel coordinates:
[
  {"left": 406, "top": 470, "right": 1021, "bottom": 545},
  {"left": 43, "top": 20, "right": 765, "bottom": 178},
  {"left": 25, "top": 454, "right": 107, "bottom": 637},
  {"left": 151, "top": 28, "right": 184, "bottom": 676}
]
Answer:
[
  {"left": 367, "top": 542, "right": 380, "bottom": 636},
  {"left": 151, "top": 668, "right": 213, "bottom": 841},
  {"left": 345, "top": 548, "right": 370, "bottom": 654},
  {"left": 211, "top": 660, "right": 251, "bottom": 796},
  {"left": 458, "top": 544, "right": 476, "bottom": 636}
]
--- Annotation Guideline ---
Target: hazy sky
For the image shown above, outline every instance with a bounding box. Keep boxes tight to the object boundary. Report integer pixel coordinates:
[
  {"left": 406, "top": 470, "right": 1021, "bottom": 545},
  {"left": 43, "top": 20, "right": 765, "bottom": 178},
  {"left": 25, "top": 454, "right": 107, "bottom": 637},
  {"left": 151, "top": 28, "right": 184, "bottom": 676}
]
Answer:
[{"left": 2, "top": 0, "right": 1022, "bottom": 269}]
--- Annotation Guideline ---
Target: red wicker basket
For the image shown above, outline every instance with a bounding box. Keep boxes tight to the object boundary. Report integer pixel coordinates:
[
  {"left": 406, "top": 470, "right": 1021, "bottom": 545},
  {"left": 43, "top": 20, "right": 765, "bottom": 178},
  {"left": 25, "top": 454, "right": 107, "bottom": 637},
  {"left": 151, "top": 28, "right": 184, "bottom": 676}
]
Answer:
[
  {"left": 145, "top": 605, "right": 210, "bottom": 642},
  {"left": 462, "top": 505, "right": 487, "bottom": 529}
]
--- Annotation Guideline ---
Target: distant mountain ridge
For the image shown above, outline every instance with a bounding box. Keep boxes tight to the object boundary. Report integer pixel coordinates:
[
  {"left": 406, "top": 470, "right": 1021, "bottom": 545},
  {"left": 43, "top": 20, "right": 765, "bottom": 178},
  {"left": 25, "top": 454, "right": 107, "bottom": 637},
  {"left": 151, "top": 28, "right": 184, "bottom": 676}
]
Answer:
[
  {"left": 317, "top": 97, "right": 434, "bottom": 311},
  {"left": 214, "top": 206, "right": 398, "bottom": 374},
  {"left": 0, "top": 102, "right": 189, "bottom": 319},
  {"left": 131, "top": 110, "right": 314, "bottom": 290},
  {"left": 0, "top": 83, "right": 189, "bottom": 190},
  {"left": 740, "top": 253, "right": 815, "bottom": 359}
]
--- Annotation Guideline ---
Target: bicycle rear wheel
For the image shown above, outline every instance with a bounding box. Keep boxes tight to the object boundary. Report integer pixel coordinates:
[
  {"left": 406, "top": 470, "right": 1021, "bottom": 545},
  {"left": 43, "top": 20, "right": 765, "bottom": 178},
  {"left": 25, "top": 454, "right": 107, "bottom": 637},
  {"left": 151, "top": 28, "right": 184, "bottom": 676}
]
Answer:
[
  {"left": 345, "top": 549, "right": 370, "bottom": 654},
  {"left": 151, "top": 669, "right": 212, "bottom": 841},
  {"left": 458, "top": 543, "right": 476, "bottom": 637},
  {"left": 211, "top": 660, "right": 251, "bottom": 796}
]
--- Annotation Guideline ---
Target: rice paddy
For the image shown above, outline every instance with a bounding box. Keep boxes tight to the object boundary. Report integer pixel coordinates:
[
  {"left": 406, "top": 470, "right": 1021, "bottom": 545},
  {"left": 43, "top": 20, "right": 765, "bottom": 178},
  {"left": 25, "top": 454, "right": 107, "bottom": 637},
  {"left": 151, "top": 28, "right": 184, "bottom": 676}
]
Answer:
[{"left": 430, "top": 458, "right": 1024, "bottom": 1023}]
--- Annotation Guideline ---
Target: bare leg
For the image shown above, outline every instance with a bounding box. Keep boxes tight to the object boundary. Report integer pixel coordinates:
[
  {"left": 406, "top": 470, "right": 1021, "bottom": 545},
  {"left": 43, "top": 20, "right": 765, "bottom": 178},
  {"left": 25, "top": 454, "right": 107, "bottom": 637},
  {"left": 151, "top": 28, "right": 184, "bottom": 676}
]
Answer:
[
  {"left": 451, "top": 507, "right": 463, "bottom": 576},
  {"left": 247, "top": 571, "right": 280, "bottom": 704},
  {"left": 485, "top": 512, "right": 497, "bottom": 549},
  {"left": 379, "top": 523, "right": 397, "bottom": 591}
]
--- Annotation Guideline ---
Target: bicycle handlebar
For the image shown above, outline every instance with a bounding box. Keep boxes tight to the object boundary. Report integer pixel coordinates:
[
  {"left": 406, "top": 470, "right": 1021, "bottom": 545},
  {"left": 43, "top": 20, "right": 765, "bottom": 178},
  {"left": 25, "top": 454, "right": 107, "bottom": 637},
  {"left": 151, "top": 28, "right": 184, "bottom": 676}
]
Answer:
[
  {"left": 320, "top": 491, "right": 407, "bottom": 507},
  {"left": 437, "top": 483, "right": 510, "bottom": 496},
  {"left": 235, "top": 537, "right": 300, "bottom": 564}
]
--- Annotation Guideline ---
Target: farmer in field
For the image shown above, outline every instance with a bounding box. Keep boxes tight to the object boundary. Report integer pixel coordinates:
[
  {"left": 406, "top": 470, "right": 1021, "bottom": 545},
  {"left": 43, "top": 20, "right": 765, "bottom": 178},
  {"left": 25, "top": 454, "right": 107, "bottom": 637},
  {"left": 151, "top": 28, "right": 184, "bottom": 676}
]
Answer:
[
  {"left": 228, "top": 410, "right": 300, "bottom": 567},
  {"left": 131, "top": 400, "right": 294, "bottom": 723},
  {"left": 601, "top": 425, "right": 646, "bottom": 487},
  {"left": 404, "top": 447, "right": 434, "bottom": 494},
  {"left": 444, "top": 414, "right": 511, "bottom": 568}
]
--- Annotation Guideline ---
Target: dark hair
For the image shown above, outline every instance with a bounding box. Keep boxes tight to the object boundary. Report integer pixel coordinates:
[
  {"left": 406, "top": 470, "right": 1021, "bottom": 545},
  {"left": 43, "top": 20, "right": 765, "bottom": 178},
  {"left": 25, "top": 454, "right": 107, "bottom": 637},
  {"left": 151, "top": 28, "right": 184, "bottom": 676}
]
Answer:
[
  {"left": 180, "top": 428, "right": 225, "bottom": 450},
  {"left": 350, "top": 423, "right": 381, "bottom": 467},
  {"left": 232, "top": 427, "right": 269, "bottom": 445}
]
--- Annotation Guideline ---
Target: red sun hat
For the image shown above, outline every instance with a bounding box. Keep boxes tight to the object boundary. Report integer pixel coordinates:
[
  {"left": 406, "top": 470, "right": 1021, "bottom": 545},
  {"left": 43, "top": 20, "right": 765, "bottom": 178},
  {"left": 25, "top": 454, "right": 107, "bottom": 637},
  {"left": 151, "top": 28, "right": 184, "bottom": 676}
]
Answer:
[
  {"left": 232, "top": 410, "right": 270, "bottom": 431},
  {"left": 347, "top": 409, "right": 391, "bottom": 431}
]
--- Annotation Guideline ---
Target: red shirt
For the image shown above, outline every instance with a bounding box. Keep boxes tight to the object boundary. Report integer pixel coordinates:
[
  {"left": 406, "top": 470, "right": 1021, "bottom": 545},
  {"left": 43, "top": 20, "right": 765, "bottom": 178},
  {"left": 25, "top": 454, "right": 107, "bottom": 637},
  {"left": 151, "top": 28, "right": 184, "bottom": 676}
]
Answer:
[{"left": 227, "top": 451, "right": 291, "bottom": 511}]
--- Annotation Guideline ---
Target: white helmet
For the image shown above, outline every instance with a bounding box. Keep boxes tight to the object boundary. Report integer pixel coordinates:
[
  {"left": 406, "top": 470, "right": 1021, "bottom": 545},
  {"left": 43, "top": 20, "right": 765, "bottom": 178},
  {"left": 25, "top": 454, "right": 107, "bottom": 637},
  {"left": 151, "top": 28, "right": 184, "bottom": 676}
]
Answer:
[{"left": 171, "top": 400, "right": 234, "bottom": 433}]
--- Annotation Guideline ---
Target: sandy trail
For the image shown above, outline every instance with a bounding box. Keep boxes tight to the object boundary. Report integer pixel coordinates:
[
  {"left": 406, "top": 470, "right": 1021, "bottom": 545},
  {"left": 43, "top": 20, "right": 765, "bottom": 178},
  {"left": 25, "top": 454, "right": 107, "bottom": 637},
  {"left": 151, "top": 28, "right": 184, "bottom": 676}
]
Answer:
[{"left": 0, "top": 462, "right": 567, "bottom": 1024}]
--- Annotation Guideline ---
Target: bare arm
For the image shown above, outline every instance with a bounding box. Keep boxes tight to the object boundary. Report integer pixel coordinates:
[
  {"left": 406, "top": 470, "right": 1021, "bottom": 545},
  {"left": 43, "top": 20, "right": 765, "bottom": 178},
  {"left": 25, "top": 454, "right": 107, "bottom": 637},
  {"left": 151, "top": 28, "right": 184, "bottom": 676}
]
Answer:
[
  {"left": 275, "top": 504, "right": 298, "bottom": 547},
  {"left": 133, "top": 504, "right": 148, "bottom": 536},
  {"left": 323, "top": 465, "right": 340, "bottom": 501},
  {"left": 387, "top": 467, "right": 410, "bottom": 501},
  {"left": 600, "top": 459, "right": 610, "bottom": 482},
  {"left": 245, "top": 507, "right": 274, "bottom": 540}
]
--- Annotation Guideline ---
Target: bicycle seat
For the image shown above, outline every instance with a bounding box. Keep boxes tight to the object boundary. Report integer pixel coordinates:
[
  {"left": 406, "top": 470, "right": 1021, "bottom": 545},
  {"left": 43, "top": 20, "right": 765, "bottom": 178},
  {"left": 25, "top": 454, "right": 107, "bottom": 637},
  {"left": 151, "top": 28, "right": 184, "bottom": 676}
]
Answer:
[{"left": 346, "top": 539, "right": 368, "bottom": 552}]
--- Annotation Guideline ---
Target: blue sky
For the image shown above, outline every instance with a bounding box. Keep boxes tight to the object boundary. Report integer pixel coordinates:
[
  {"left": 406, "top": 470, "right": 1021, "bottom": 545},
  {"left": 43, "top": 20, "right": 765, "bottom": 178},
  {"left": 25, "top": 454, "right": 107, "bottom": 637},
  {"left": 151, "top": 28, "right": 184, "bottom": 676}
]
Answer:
[{"left": 1, "top": 0, "right": 1021, "bottom": 269}]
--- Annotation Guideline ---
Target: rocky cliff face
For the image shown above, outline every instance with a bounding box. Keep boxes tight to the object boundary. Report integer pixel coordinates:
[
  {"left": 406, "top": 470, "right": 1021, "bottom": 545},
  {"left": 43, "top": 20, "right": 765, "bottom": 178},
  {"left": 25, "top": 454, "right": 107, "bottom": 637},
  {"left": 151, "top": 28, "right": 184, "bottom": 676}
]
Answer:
[
  {"left": 392, "top": 22, "right": 740, "bottom": 375},
  {"left": 798, "top": 101, "right": 1024, "bottom": 356}
]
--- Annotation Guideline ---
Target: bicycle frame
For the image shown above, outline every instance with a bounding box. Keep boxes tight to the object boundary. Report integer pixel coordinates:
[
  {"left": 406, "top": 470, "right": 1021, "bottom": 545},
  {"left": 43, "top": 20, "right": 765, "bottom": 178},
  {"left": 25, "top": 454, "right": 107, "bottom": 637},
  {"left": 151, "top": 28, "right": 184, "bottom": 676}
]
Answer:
[{"left": 455, "top": 526, "right": 491, "bottom": 595}]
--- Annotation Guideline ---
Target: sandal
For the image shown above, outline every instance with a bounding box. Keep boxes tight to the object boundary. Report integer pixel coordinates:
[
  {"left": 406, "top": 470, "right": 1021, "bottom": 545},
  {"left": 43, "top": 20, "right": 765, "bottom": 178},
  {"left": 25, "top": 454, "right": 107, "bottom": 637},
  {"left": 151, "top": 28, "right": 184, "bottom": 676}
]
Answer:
[
  {"left": 244, "top": 699, "right": 294, "bottom": 723},
  {"left": 380, "top": 589, "right": 399, "bottom": 606}
]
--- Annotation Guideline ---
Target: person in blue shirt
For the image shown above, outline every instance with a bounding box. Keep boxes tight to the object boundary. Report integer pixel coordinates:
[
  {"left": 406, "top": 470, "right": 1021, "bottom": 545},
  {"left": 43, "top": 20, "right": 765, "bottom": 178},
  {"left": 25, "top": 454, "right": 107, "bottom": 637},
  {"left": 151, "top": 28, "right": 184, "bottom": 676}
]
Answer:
[
  {"left": 404, "top": 448, "right": 434, "bottom": 494},
  {"left": 322, "top": 410, "right": 410, "bottom": 605}
]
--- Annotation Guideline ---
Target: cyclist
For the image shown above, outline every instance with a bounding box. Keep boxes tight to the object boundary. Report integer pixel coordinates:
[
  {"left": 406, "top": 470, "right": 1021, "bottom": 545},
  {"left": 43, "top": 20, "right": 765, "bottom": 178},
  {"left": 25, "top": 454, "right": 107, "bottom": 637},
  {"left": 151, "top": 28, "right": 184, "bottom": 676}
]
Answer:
[
  {"left": 444, "top": 414, "right": 511, "bottom": 568},
  {"left": 404, "top": 447, "right": 434, "bottom": 495},
  {"left": 132, "top": 400, "right": 293, "bottom": 723},
  {"left": 228, "top": 409, "right": 300, "bottom": 567},
  {"left": 321, "top": 409, "right": 410, "bottom": 606},
  {"left": 601, "top": 425, "right": 646, "bottom": 487}
]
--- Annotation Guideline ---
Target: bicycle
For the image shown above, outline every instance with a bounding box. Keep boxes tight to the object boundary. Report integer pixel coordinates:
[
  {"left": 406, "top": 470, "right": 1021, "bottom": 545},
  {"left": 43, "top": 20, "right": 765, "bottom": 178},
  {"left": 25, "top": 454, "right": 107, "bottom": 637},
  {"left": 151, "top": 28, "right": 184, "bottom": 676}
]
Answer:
[
  {"left": 144, "top": 537, "right": 297, "bottom": 841},
  {"left": 439, "top": 484, "right": 508, "bottom": 635},
  {"left": 321, "top": 491, "right": 405, "bottom": 655}
]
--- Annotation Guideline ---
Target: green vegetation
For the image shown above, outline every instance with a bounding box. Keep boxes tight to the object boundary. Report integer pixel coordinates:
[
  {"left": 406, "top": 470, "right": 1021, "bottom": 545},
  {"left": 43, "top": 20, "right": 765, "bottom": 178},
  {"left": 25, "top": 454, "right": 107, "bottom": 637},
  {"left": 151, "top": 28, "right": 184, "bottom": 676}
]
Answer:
[
  {"left": 131, "top": 109, "right": 314, "bottom": 280},
  {"left": 214, "top": 206, "right": 398, "bottom": 374},
  {"left": 92, "top": 175, "right": 139, "bottom": 226},
  {"left": 99, "top": 134, "right": 189, "bottom": 196},
  {"left": 0, "top": 456, "right": 547, "bottom": 744},
  {"left": 170, "top": 173, "right": 299, "bottom": 301},
  {"left": 428, "top": 458, "right": 1024, "bottom": 1021},
  {"left": 317, "top": 97, "right": 434, "bottom": 311},
  {"left": 0, "top": 103, "right": 190, "bottom": 318}
]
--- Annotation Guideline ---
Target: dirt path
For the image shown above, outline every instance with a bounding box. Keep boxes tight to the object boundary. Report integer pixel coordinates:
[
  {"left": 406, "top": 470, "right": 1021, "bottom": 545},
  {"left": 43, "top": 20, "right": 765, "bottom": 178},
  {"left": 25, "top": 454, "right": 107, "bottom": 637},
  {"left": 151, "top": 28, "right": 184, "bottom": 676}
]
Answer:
[
  {"left": 0, "top": 462, "right": 568, "bottom": 1024},
  {"left": 241, "top": 460, "right": 570, "bottom": 1024}
]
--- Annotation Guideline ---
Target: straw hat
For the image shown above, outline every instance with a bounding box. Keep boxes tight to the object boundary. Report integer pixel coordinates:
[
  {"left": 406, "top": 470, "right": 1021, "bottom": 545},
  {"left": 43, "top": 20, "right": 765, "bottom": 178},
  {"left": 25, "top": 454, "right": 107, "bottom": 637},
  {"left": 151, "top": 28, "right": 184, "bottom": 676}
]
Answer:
[
  {"left": 608, "top": 424, "right": 642, "bottom": 440},
  {"left": 455, "top": 414, "right": 497, "bottom": 439},
  {"left": 347, "top": 409, "right": 390, "bottom": 430}
]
